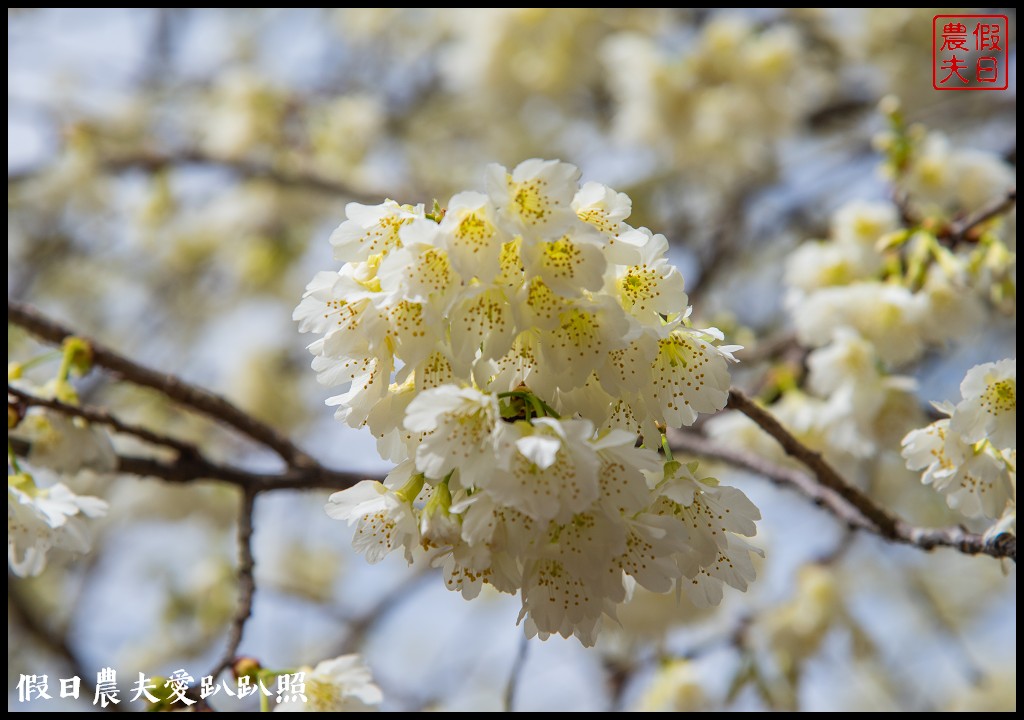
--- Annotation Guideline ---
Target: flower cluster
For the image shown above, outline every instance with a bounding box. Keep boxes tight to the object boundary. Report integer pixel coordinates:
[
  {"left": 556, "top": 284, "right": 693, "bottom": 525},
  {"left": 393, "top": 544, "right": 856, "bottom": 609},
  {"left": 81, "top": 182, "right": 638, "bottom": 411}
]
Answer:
[
  {"left": 297, "top": 159, "right": 756, "bottom": 645},
  {"left": 902, "top": 359, "right": 1016, "bottom": 525},
  {"left": 8, "top": 367, "right": 112, "bottom": 578}
]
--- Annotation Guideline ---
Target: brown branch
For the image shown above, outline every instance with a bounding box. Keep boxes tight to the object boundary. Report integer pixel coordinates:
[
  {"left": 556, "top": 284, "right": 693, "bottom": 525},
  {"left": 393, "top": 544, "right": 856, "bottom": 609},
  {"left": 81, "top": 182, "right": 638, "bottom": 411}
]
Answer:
[
  {"left": 670, "top": 407, "right": 1015, "bottom": 562},
  {"left": 8, "top": 436, "right": 372, "bottom": 495},
  {"left": 734, "top": 330, "right": 801, "bottom": 365},
  {"left": 102, "top": 149, "right": 382, "bottom": 203},
  {"left": 9, "top": 384, "right": 198, "bottom": 458},
  {"left": 208, "top": 489, "right": 258, "bottom": 681},
  {"left": 669, "top": 429, "right": 875, "bottom": 533},
  {"left": 725, "top": 389, "right": 901, "bottom": 538},
  {"left": 333, "top": 567, "right": 433, "bottom": 655},
  {"left": 8, "top": 300, "right": 315, "bottom": 468},
  {"left": 504, "top": 635, "right": 529, "bottom": 713},
  {"left": 9, "top": 147, "right": 386, "bottom": 205},
  {"left": 944, "top": 187, "right": 1016, "bottom": 242}
]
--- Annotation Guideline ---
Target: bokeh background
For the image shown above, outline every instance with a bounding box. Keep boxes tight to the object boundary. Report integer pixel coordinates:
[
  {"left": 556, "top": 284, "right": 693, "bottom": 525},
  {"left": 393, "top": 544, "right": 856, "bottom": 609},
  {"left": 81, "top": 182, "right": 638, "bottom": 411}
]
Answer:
[{"left": 8, "top": 8, "right": 1016, "bottom": 712}]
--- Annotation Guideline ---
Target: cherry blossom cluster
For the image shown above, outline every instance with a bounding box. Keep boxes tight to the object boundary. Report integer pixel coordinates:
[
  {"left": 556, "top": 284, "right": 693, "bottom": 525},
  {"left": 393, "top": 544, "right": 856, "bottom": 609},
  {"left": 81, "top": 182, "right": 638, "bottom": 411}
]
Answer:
[
  {"left": 902, "top": 359, "right": 1016, "bottom": 527},
  {"left": 296, "top": 159, "right": 756, "bottom": 645}
]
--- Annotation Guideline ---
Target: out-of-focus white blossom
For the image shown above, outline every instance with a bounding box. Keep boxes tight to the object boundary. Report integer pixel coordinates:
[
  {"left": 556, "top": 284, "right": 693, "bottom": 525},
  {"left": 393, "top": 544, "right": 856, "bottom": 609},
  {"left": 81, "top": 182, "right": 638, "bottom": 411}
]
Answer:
[
  {"left": 274, "top": 654, "right": 382, "bottom": 712},
  {"left": 8, "top": 470, "right": 108, "bottom": 577},
  {"left": 632, "top": 660, "right": 709, "bottom": 712},
  {"left": 602, "top": 15, "right": 806, "bottom": 191}
]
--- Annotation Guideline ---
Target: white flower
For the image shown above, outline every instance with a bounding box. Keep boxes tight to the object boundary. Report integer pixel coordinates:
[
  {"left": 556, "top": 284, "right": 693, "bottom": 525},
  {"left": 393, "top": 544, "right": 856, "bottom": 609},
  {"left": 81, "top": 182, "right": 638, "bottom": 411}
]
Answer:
[
  {"left": 612, "top": 229, "right": 688, "bottom": 325},
  {"left": 633, "top": 660, "right": 709, "bottom": 712},
  {"left": 403, "top": 384, "right": 501, "bottom": 482},
  {"left": 274, "top": 654, "right": 382, "bottom": 713},
  {"left": 784, "top": 241, "right": 876, "bottom": 294},
  {"left": 904, "top": 419, "right": 1012, "bottom": 519},
  {"left": 437, "top": 191, "right": 507, "bottom": 282},
  {"left": 920, "top": 269, "right": 986, "bottom": 347},
  {"left": 905, "top": 372, "right": 1015, "bottom": 524},
  {"left": 486, "top": 159, "right": 580, "bottom": 235},
  {"left": 830, "top": 200, "right": 899, "bottom": 249},
  {"left": 950, "top": 359, "right": 1016, "bottom": 451},
  {"left": 486, "top": 418, "right": 602, "bottom": 524},
  {"left": 645, "top": 326, "right": 735, "bottom": 427},
  {"left": 519, "top": 509, "right": 628, "bottom": 646},
  {"left": 520, "top": 226, "right": 607, "bottom": 298},
  {"left": 378, "top": 218, "right": 461, "bottom": 313},
  {"left": 646, "top": 460, "right": 762, "bottom": 606},
  {"left": 8, "top": 473, "right": 108, "bottom": 578},
  {"left": 447, "top": 285, "right": 516, "bottom": 376},
  {"left": 539, "top": 295, "right": 633, "bottom": 391},
  {"left": 572, "top": 181, "right": 647, "bottom": 265},
  {"left": 324, "top": 465, "right": 421, "bottom": 563},
  {"left": 11, "top": 411, "right": 117, "bottom": 475},
  {"left": 329, "top": 200, "right": 423, "bottom": 263},
  {"left": 806, "top": 329, "right": 916, "bottom": 433}
]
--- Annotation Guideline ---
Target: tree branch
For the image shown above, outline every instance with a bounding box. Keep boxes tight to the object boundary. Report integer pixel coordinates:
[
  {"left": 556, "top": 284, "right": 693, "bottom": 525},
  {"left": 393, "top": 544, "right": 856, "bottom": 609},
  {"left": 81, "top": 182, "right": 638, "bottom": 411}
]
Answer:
[
  {"left": 504, "top": 635, "right": 529, "bottom": 713},
  {"left": 944, "top": 187, "right": 1016, "bottom": 242},
  {"left": 9, "top": 147, "right": 386, "bottom": 205},
  {"left": 9, "top": 384, "right": 199, "bottom": 458},
  {"left": 670, "top": 408, "right": 1015, "bottom": 563},
  {"left": 208, "top": 489, "right": 258, "bottom": 681},
  {"left": 8, "top": 300, "right": 315, "bottom": 468},
  {"left": 668, "top": 429, "right": 876, "bottom": 532},
  {"left": 725, "top": 389, "right": 902, "bottom": 538},
  {"left": 8, "top": 434, "right": 371, "bottom": 495}
]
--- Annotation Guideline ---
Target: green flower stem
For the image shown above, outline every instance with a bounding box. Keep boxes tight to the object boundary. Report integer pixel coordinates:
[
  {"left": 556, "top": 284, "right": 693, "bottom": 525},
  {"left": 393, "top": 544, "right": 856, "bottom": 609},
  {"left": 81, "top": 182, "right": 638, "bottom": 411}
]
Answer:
[
  {"left": 395, "top": 473, "right": 426, "bottom": 503},
  {"left": 10, "top": 351, "right": 62, "bottom": 376},
  {"left": 8, "top": 441, "right": 23, "bottom": 475},
  {"left": 661, "top": 433, "right": 674, "bottom": 462}
]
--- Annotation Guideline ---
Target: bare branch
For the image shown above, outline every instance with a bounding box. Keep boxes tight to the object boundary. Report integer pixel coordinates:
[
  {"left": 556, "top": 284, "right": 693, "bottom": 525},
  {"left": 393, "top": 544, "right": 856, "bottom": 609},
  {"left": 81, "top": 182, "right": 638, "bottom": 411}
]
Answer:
[
  {"left": 670, "top": 417, "right": 1015, "bottom": 562},
  {"left": 504, "top": 635, "right": 529, "bottom": 713},
  {"left": 944, "top": 187, "right": 1016, "bottom": 242},
  {"left": 668, "top": 429, "right": 875, "bottom": 532},
  {"left": 333, "top": 567, "right": 433, "bottom": 655},
  {"left": 208, "top": 489, "right": 259, "bottom": 681},
  {"left": 8, "top": 300, "right": 315, "bottom": 468},
  {"left": 9, "top": 384, "right": 199, "bottom": 458},
  {"left": 725, "top": 389, "right": 901, "bottom": 538},
  {"left": 8, "top": 437, "right": 373, "bottom": 494},
  {"left": 8, "top": 146, "right": 386, "bottom": 205}
]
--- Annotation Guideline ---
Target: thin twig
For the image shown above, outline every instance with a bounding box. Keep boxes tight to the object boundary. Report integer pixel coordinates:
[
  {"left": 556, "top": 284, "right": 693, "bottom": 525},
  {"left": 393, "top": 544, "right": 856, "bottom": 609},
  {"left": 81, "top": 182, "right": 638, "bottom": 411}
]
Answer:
[
  {"left": 208, "top": 489, "right": 259, "bottom": 681},
  {"left": 8, "top": 147, "right": 385, "bottom": 204},
  {"left": 9, "top": 385, "right": 198, "bottom": 458},
  {"left": 334, "top": 567, "right": 433, "bottom": 655},
  {"left": 8, "top": 436, "right": 372, "bottom": 494},
  {"left": 504, "top": 635, "right": 529, "bottom": 713},
  {"left": 8, "top": 300, "right": 315, "bottom": 468},
  {"left": 734, "top": 330, "right": 800, "bottom": 364},
  {"left": 670, "top": 421, "right": 1015, "bottom": 562}
]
